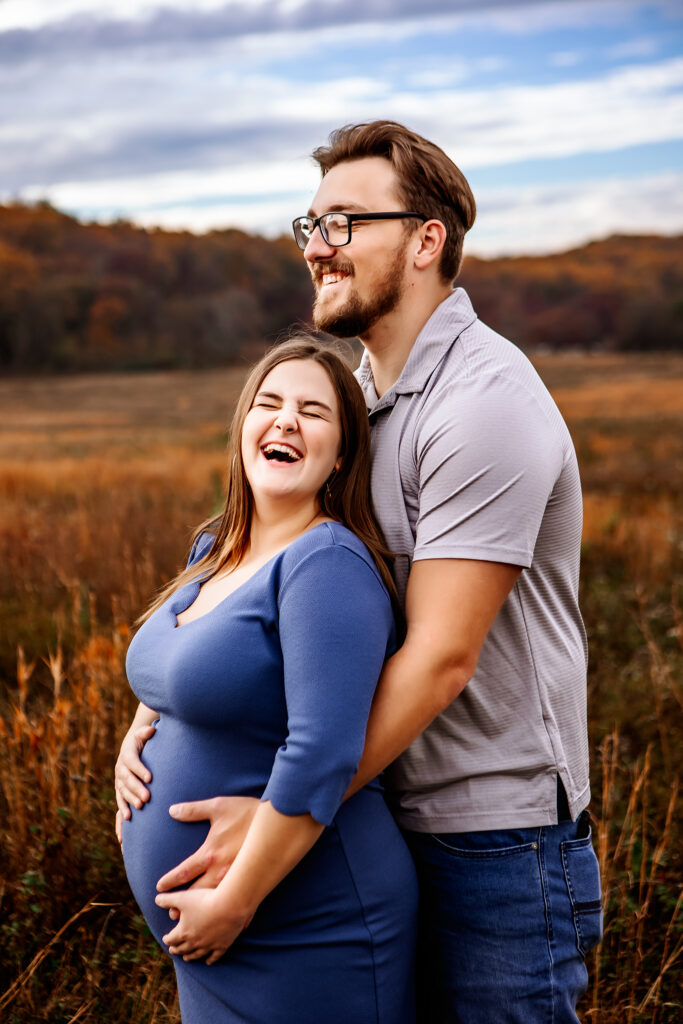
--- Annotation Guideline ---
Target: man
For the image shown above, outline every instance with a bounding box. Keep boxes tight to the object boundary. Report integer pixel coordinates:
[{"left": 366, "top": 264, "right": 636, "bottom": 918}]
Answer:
[{"left": 117, "top": 121, "right": 602, "bottom": 1022}]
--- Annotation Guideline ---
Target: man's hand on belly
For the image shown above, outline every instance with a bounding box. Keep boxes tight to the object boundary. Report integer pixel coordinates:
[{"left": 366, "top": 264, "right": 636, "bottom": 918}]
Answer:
[{"left": 155, "top": 796, "right": 260, "bottom": 892}]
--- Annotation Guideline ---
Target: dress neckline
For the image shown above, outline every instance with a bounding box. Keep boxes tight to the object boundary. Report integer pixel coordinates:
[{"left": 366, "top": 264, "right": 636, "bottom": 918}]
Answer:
[{"left": 172, "top": 521, "right": 338, "bottom": 630}]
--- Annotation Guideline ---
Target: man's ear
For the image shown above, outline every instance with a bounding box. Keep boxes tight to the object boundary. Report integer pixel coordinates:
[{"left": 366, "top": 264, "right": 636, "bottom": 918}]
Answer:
[{"left": 413, "top": 219, "right": 447, "bottom": 272}]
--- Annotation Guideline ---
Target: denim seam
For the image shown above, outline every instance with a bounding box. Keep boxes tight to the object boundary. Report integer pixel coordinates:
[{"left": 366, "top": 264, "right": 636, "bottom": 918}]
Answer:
[
  {"left": 561, "top": 839, "right": 602, "bottom": 957},
  {"left": 428, "top": 834, "right": 537, "bottom": 858},
  {"left": 537, "top": 827, "right": 557, "bottom": 1024}
]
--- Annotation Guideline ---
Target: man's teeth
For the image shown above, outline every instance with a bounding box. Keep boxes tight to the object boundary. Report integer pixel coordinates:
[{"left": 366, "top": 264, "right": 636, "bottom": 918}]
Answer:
[
  {"left": 263, "top": 443, "right": 302, "bottom": 463},
  {"left": 321, "top": 272, "right": 348, "bottom": 286}
]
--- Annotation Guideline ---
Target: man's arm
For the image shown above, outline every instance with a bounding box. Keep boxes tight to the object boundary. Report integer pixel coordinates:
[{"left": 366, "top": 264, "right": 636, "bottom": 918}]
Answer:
[
  {"left": 157, "top": 555, "right": 520, "bottom": 889},
  {"left": 347, "top": 556, "right": 521, "bottom": 797}
]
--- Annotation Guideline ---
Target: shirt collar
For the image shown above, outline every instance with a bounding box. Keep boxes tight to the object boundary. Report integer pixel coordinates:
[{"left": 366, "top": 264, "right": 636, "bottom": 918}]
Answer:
[{"left": 357, "top": 287, "right": 478, "bottom": 414}]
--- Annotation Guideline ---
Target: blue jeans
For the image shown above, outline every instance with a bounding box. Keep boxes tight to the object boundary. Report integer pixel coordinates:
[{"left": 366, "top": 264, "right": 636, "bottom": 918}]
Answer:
[{"left": 403, "top": 812, "right": 603, "bottom": 1023}]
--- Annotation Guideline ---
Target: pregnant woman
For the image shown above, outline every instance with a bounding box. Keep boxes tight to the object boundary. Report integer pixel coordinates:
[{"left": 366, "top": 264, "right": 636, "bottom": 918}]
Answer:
[{"left": 118, "top": 338, "right": 417, "bottom": 1023}]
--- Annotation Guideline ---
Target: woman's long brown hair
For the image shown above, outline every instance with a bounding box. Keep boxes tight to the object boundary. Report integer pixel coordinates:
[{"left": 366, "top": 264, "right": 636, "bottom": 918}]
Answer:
[{"left": 139, "top": 337, "right": 399, "bottom": 623}]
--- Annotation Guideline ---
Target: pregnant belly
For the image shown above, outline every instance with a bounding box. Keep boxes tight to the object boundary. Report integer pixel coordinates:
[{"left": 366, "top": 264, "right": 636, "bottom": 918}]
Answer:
[{"left": 121, "top": 716, "right": 269, "bottom": 944}]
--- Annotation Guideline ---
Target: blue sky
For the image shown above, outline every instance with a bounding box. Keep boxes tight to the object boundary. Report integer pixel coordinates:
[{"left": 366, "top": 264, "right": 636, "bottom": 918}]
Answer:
[{"left": 1, "top": 0, "right": 681, "bottom": 254}]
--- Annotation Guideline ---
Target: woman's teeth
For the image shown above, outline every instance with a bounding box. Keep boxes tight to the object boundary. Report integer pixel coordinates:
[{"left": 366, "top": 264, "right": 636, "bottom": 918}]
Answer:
[{"left": 262, "top": 443, "right": 302, "bottom": 463}]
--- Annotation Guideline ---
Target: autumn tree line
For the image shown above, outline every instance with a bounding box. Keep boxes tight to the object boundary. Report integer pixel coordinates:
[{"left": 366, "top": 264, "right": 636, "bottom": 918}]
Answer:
[{"left": 1, "top": 201, "right": 681, "bottom": 373}]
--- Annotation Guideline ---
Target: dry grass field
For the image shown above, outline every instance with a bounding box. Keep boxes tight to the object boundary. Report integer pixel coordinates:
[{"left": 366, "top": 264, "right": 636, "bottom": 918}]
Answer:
[{"left": 1, "top": 351, "right": 681, "bottom": 1023}]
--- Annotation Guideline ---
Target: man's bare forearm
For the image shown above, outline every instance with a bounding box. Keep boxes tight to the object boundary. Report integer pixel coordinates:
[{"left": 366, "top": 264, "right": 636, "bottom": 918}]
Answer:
[
  {"left": 346, "top": 558, "right": 521, "bottom": 800},
  {"left": 345, "top": 636, "right": 471, "bottom": 799}
]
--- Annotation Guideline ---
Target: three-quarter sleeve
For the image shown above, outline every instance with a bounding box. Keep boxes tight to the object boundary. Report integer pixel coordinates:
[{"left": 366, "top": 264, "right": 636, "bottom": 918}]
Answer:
[{"left": 261, "top": 544, "right": 394, "bottom": 826}]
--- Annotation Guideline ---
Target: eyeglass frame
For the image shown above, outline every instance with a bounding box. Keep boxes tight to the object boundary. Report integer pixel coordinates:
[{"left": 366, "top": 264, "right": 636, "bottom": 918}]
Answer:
[{"left": 292, "top": 211, "right": 428, "bottom": 250}]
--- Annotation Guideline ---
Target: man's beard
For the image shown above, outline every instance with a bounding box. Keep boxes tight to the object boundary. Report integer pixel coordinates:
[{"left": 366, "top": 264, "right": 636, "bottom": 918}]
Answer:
[{"left": 312, "top": 245, "right": 407, "bottom": 338}]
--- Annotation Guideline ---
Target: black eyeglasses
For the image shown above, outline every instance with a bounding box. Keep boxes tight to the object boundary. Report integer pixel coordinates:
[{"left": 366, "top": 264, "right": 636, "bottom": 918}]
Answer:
[{"left": 292, "top": 211, "right": 427, "bottom": 250}]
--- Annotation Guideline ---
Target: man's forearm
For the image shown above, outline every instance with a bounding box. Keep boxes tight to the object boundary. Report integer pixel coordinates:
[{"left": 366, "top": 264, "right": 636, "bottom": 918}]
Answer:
[
  {"left": 345, "top": 636, "right": 472, "bottom": 799},
  {"left": 346, "top": 558, "right": 521, "bottom": 800}
]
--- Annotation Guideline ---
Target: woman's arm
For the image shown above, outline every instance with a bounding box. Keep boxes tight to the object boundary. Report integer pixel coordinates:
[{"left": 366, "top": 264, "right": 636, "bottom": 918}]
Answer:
[
  {"left": 156, "top": 800, "right": 323, "bottom": 963},
  {"left": 155, "top": 542, "right": 394, "bottom": 961},
  {"left": 114, "top": 701, "right": 159, "bottom": 841}
]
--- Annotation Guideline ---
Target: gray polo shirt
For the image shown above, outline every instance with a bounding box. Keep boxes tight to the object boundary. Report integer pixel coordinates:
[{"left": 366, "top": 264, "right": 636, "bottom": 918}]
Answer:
[{"left": 356, "top": 288, "right": 590, "bottom": 832}]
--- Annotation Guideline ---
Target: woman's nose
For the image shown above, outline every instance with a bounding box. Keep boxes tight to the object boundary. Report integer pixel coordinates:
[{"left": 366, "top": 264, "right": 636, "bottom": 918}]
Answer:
[{"left": 274, "top": 406, "right": 298, "bottom": 432}]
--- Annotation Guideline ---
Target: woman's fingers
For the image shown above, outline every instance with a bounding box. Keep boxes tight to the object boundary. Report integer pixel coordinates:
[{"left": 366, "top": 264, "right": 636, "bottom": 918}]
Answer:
[
  {"left": 181, "top": 947, "right": 210, "bottom": 962},
  {"left": 115, "top": 809, "right": 123, "bottom": 844},
  {"left": 162, "top": 923, "right": 182, "bottom": 946}
]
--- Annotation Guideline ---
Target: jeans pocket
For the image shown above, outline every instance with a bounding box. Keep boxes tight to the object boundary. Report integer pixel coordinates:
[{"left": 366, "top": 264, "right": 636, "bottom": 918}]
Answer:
[
  {"left": 429, "top": 830, "right": 538, "bottom": 858},
  {"left": 561, "top": 822, "right": 603, "bottom": 957}
]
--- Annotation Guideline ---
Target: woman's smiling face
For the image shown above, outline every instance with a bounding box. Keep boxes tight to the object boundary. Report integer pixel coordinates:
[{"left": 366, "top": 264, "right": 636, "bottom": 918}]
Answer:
[{"left": 241, "top": 358, "right": 343, "bottom": 509}]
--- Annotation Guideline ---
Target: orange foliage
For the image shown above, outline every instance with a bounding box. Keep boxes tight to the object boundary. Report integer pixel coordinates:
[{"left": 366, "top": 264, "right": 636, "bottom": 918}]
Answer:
[{"left": 1, "top": 202, "right": 682, "bottom": 373}]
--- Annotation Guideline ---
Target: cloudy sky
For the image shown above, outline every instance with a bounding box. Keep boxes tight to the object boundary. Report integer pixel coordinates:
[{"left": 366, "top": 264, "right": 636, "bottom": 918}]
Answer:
[{"left": 1, "top": 0, "right": 681, "bottom": 255}]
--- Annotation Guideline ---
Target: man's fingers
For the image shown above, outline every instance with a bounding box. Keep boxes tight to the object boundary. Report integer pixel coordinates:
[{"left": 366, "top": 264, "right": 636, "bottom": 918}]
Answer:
[
  {"left": 115, "top": 810, "right": 123, "bottom": 844},
  {"left": 115, "top": 788, "right": 132, "bottom": 819},
  {"left": 206, "top": 949, "right": 225, "bottom": 966},
  {"left": 123, "top": 762, "right": 151, "bottom": 788},
  {"left": 135, "top": 723, "right": 157, "bottom": 740},
  {"left": 156, "top": 850, "right": 211, "bottom": 892},
  {"left": 168, "top": 907, "right": 180, "bottom": 921},
  {"left": 117, "top": 770, "right": 151, "bottom": 809}
]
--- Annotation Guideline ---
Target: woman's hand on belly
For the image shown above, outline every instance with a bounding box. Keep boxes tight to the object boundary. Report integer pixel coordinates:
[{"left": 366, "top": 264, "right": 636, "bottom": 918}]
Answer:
[{"left": 156, "top": 887, "right": 254, "bottom": 965}]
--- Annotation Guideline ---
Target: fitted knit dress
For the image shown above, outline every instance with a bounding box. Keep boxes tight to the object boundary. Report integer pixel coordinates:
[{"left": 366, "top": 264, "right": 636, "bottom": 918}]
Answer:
[{"left": 122, "top": 522, "right": 417, "bottom": 1024}]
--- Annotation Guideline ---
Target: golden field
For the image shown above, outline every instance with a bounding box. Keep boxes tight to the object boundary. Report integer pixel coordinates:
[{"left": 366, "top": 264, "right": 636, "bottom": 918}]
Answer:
[{"left": 1, "top": 352, "right": 681, "bottom": 1023}]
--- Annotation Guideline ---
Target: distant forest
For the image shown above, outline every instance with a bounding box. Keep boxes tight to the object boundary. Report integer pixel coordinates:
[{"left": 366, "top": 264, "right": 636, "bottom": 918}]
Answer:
[{"left": 1, "top": 201, "right": 681, "bottom": 373}]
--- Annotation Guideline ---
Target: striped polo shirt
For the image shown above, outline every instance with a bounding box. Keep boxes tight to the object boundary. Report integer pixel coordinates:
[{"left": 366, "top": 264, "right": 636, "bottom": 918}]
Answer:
[{"left": 356, "top": 288, "right": 590, "bottom": 832}]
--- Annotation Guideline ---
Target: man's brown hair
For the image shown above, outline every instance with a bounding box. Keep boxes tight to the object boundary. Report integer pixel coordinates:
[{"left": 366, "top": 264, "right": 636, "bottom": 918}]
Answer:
[{"left": 312, "top": 120, "right": 476, "bottom": 283}]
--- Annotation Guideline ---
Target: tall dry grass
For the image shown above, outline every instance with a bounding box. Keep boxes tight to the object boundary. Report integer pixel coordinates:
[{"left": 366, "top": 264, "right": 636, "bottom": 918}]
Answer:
[{"left": 1, "top": 354, "right": 682, "bottom": 1022}]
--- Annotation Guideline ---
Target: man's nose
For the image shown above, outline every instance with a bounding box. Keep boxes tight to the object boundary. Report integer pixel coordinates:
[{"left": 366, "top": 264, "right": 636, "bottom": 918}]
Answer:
[{"left": 304, "top": 225, "right": 337, "bottom": 262}]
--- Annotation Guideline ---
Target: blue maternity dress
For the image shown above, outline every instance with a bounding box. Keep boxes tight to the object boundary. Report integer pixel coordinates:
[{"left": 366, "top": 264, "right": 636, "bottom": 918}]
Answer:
[{"left": 122, "top": 522, "right": 417, "bottom": 1024}]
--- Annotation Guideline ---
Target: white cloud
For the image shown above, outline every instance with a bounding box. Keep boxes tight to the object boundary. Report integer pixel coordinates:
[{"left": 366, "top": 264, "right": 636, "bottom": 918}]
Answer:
[
  {"left": 19, "top": 160, "right": 321, "bottom": 212},
  {"left": 3, "top": 53, "right": 681, "bottom": 191},
  {"left": 20, "top": 167, "right": 683, "bottom": 257},
  {"left": 133, "top": 196, "right": 310, "bottom": 235},
  {"left": 478, "top": 0, "right": 643, "bottom": 35},
  {"left": 0, "top": 0, "right": 245, "bottom": 31},
  {"left": 1, "top": 1, "right": 680, "bottom": 256},
  {"left": 408, "top": 57, "right": 683, "bottom": 167},
  {"left": 607, "top": 36, "right": 659, "bottom": 59},
  {"left": 467, "top": 171, "right": 683, "bottom": 255},
  {"left": 549, "top": 51, "right": 583, "bottom": 67}
]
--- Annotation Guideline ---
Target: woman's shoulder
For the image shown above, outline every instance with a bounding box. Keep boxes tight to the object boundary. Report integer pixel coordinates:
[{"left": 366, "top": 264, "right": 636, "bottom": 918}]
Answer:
[
  {"left": 289, "top": 520, "right": 375, "bottom": 564},
  {"left": 186, "top": 530, "right": 217, "bottom": 568},
  {"left": 279, "top": 522, "right": 387, "bottom": 592}
]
